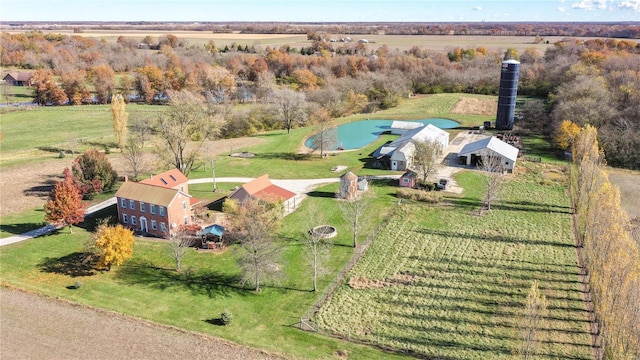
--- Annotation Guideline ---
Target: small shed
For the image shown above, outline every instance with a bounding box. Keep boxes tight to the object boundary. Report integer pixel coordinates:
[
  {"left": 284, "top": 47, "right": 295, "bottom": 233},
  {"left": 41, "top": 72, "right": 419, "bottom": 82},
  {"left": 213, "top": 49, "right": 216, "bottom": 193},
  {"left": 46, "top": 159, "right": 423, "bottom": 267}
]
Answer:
[{"left": 399, "top": 170, "right": 418, "bottom": 188}]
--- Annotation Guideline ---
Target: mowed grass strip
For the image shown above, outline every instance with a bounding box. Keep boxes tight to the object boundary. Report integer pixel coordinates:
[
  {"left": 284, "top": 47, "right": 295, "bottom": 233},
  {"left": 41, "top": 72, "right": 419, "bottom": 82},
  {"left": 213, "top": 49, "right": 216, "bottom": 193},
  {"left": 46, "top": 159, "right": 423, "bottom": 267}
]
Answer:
[{"left": 316, "top": 163, "right": 592, "bottom": 359}]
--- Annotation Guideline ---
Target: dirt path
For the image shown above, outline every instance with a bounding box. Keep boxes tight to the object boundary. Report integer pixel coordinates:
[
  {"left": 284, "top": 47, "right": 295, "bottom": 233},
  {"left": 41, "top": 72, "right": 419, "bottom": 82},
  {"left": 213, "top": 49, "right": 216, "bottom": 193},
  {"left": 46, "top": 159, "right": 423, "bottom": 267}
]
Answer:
[
  {"left": 0, "top": 137, "right": 263, "bottom": 218},
  {"left": 0, "top": 287, "right": 286, "bottom": 360}
]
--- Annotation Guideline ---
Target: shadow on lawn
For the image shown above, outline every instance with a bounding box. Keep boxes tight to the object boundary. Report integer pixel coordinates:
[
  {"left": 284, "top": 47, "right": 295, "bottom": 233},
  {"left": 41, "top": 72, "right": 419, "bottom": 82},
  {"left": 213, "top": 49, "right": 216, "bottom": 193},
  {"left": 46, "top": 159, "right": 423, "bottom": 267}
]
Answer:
[
  {"left": 0, "top": 220, "right": 47, "bottom": 236},
  {"left": 115, "top": 259, "right": 246, "bottom": 299},
  {"left": 39, "top": 252, "right": 98, "bottom": 277},
  {"left": 254, "top": 152, "right": 312, "bottom": 161}
]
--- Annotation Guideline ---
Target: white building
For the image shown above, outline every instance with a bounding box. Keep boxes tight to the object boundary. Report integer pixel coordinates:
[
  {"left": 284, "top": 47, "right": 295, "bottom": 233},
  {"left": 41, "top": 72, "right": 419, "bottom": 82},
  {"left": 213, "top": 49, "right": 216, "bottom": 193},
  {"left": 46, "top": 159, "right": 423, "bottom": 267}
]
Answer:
[
  {"left": 458, "top": 136, "right": 519, "bottom": 173},
  {"left": 373, "top": 124, "right": 450, "bottom": 171}
]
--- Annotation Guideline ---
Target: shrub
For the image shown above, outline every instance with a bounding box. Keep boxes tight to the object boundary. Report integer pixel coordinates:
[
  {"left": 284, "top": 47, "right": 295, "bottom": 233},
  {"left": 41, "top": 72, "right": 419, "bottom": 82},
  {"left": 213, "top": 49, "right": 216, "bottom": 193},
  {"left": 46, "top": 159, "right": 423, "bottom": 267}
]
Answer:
[
  {"left": 396, "top": 188, "right": 442, "bottom": 204},
  {"left": 221, "top": 311, "right": 233, "bottom": 325}
]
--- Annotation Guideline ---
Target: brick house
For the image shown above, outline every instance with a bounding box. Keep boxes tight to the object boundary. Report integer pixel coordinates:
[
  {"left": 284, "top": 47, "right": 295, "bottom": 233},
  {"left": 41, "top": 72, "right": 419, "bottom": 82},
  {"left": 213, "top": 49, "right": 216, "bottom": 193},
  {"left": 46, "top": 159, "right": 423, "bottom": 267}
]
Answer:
[{"left": 114, "top": 169, "right": 195, "bottom": 237}]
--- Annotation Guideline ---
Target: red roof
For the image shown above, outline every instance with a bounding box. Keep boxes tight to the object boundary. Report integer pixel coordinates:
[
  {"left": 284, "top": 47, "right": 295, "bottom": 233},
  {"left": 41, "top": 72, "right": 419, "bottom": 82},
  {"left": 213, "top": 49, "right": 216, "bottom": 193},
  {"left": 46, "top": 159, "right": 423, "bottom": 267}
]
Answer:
[
  {"left": 237, "top": 174, "right": 296, "bottom": 202},
  {"left": 141, "top": 168, "right": 188, "bottom": 189}
]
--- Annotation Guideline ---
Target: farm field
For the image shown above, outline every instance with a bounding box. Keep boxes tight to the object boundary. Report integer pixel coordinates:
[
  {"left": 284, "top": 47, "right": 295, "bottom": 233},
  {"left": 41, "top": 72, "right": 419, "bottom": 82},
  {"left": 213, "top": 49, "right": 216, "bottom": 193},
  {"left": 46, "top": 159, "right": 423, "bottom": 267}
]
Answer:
[
  {"left": 5, "top": 29, "right": 639, "bottom": 53},
  {"left": 316, "top": 164, "right": 592, "bottom": 359}
]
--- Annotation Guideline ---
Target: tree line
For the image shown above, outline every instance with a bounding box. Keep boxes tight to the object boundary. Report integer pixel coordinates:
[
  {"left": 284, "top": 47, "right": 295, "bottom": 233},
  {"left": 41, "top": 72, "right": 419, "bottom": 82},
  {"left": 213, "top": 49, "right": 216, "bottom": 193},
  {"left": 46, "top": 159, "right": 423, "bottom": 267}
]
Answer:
[
  {"left": 2, "top": 31, "right": 640, "bottom": 168},
  {"left": 569, "top": 125, "right": 640, "bottom": 360}
]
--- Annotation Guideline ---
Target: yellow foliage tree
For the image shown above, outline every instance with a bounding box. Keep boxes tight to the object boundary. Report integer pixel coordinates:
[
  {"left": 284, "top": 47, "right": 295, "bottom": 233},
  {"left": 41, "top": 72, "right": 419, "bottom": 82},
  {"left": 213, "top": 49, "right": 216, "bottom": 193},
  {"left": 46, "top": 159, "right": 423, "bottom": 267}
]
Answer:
[
  {"left": 554, "top": 120, "right": 580, "bottom": 150},
  {"left": 111, "top": 94, "right": 128, "bottom": 149},
  {"left": 94, "top": 224, "right": 134, "bottom": 271}
]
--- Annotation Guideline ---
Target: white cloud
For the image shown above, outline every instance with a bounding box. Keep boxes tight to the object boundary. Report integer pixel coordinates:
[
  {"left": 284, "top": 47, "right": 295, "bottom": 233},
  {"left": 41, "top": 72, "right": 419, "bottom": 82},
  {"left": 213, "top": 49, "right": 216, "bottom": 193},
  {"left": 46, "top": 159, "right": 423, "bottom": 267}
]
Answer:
[
  {"left": 557, "top": 6, "right": 567, "bottom": 11},
  {"left": 571, "top": 0, "right": 609, "bottom": 9},
  {"left": 472, "top": 6, "right": 482, "bottom": 11},
  {"left": 618, "top": 0, "right": 640, "bottom": 11}
]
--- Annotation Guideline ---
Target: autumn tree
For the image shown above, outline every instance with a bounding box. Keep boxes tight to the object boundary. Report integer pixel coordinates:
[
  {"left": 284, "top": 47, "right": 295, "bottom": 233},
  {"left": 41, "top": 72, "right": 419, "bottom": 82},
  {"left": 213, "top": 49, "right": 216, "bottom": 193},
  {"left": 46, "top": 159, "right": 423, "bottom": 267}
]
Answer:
[
  {"left": 44, "top": 168, "right": 86, "bottom": 233},
  {"left": 111, "top": 94, "right": 128, "bottom": 149},
  {"left": 94, "top": 223, "right": 135, "bottom": 271},
  {"left": 153, "top": 90, "right": 221, "bottom": 175},
  {"left": 31, "top": 69, "right": 67, "bottom": 105},
  {"left": 224, "top": 198, "right": 283, "bottom": 292},
  {"left": 553, "top": 120, "right": 581, "bottom": 150},
  {"left": 269, "top": 88, "right": 307, "bottom": 133},
  {"left": 519, "top": 280, "right": 549, "bottom": 360},
  {"left": 71, "top": 149, "right": 118, "bottom": 199},
  {"left": 90, "top": 64, "right": 116, "bottom": 104},
  {"left": 61, "top": 70, "right": 91, "bottom": 105},
  {"left": 413, "top": 138, "right": 441, "bottom": 184}
]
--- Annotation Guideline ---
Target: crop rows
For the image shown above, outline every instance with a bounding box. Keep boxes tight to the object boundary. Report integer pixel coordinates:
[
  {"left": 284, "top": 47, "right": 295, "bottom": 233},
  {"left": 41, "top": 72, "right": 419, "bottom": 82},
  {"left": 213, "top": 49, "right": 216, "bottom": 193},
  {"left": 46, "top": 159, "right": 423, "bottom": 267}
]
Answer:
[{"left": 316, "top": 170, "right": 592, "bottom": 359}]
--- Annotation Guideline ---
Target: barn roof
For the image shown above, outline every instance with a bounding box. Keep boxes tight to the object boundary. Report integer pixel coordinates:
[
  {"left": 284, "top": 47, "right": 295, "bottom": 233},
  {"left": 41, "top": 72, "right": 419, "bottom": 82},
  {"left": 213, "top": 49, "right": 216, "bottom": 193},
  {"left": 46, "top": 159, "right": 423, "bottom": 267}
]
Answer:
[{"left": 458, "top": 136, "right": 519, "bottom": 161}]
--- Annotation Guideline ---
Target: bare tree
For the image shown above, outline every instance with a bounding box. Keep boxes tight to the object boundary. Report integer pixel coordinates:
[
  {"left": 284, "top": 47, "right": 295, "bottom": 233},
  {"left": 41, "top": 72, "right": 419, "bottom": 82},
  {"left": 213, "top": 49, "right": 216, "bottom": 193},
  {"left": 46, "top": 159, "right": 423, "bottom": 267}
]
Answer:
[
  {"left": 154, "top": 90, "right": 221, "bottom": 175},
  {"left": 479, "top": 154, "right": 506, "bottom": 215},
  {"left": 300, "top": 203, "right": 333, "bottom": 292},
  {"left": 308, "top": 107, "right": 337, "bottom": 157},
  {"left": 519, "top": 280, "right": 549, "bottom": 360},
  {"left": 412, "top": 139, "right": 441, "bottom": 184},
  {"left": 167, "top": 230, "right": 192, "bottom": 272},
  {"left": 338, "top": 193, "right": 372, "bottom": 248},
  {"left": 224, "top": 198, "right": 283, "bottom": 292},
  {"left": 122, "top": 137, "right": 148, "bottom": 181},
  {"left": 269, "top": 88, "right": 307, "bottom": 134}
]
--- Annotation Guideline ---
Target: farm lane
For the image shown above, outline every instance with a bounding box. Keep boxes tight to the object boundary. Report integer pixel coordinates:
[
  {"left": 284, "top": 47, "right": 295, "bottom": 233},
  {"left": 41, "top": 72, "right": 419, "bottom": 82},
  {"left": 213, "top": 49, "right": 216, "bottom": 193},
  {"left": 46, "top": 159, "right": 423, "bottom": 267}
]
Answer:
[{"left": 0, "top": 287, "right": 286, "bottom": 360}]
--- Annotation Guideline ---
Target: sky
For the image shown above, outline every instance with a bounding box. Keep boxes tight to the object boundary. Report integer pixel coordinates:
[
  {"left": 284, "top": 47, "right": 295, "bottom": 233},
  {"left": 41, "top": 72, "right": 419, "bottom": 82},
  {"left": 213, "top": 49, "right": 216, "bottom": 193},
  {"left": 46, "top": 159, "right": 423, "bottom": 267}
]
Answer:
[{"left": 1, "top": 0, "right": 639, "bottom": 23}]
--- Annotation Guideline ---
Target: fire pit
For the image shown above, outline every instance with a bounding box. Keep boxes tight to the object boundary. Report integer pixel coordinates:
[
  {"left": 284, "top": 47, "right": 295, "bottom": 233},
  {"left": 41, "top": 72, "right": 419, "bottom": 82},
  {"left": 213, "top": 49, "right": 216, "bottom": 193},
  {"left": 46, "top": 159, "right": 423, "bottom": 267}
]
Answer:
[{"left": 310, "top": 225, "right": 337, "bottom": 239}]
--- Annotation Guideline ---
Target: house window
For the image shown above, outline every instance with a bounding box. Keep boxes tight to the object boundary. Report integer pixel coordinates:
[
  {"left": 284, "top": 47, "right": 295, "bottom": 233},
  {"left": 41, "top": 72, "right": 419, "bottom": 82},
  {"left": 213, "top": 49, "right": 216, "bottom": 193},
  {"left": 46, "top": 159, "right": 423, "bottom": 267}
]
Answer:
[
  {"left": 151, "top": 220, "right": 157, "bottom": 230},
  {"left": 129, "top": 200, "right": 135, "bottom": 210},
  {"left": 150, "top": 204, "right": 156, "bottom": 214},
  {"left": 403, "top": 178, "right": 410, "bottom": 184},
  {"left": 159, "top": 206, "right": 166, "bottom": 216},
  {"left": 184, "top": 216, "right": 188, "bottom": 225},
  {"left": 140, "top": 202, "right": 146, "bottom": 212},
  {"left": 121, "top": 198, "right": 127, "bottom": 208},
  {"left": 131, "top": 216, "right": 137, "bottom": 225},
  {"left": 123, "top": 214, "right": 128, "bottom": 224},
  {"left": 182, "top": 200, "right": 187, "bottom": 210},
  {"left": 160, "top": 222, "right": 167, "bottom": 233},
  {"left": 180, "top": 185, "right": 184, "bottom": 192}
]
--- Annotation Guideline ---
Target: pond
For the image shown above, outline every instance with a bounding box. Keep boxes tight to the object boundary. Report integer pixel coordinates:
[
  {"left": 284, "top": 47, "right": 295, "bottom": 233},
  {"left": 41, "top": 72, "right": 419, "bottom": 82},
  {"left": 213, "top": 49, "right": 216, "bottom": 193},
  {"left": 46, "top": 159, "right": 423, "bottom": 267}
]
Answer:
[{"left": 304, "top": 118, "right": 459, "bottom": 151}]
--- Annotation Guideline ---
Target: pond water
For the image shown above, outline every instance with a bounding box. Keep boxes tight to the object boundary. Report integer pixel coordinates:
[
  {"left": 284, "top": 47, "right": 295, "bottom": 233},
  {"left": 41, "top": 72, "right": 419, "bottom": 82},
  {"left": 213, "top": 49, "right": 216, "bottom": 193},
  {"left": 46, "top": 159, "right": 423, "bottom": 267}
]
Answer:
[{"left": 304, "top": 118, "right": 459, "bottom": 151}]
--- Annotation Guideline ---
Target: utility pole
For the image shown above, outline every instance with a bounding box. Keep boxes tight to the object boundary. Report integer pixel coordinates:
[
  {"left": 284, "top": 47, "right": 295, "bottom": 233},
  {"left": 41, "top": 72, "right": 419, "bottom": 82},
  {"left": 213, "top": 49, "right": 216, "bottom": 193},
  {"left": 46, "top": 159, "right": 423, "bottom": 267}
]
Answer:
[{"left": 212, "top": 160, "right": 218, "bottom": 192}]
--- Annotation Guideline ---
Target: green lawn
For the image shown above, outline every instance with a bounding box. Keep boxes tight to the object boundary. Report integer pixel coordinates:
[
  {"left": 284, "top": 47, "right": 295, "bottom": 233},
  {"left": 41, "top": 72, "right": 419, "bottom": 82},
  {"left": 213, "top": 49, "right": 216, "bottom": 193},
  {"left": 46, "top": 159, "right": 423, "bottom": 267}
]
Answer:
[
  {"left": 0, "top": 180, "right": 406, "bottom": 359},
  {"left": 0, "top": 104, "right": 164, "bottom": 167},
  {"left": 316, "top": 163, "right": 591, "bottom": 359}
]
